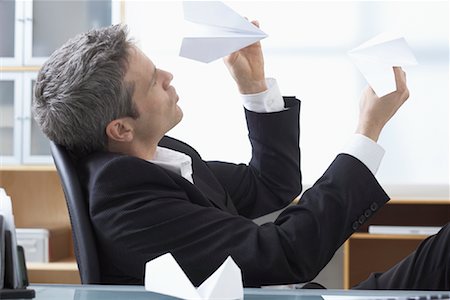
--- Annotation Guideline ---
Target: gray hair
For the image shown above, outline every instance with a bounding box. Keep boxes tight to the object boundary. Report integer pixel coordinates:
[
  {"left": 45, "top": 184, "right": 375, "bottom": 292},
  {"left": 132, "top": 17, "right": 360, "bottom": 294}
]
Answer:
[{"left": 33, "top": 24, "right": 138, "bottom": 157}]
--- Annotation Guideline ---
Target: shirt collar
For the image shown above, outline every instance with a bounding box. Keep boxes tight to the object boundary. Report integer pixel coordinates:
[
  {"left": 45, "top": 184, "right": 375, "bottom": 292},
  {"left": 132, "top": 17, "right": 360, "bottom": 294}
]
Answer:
[{"left": 149, "top": 146, "right": 194, "bottom": 183}]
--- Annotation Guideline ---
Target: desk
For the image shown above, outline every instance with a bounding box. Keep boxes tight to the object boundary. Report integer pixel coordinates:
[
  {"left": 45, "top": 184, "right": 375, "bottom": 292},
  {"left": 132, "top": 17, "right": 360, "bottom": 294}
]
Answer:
[{"left": 26, "top": 284, "right": 450, "bottom": 300}]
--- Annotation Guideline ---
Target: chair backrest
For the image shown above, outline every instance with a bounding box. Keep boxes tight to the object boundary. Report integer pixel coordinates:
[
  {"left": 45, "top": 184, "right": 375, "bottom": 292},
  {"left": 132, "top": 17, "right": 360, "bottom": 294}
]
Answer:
[{"left": 50, "top": 142, "right": 101, "bottom": 284}]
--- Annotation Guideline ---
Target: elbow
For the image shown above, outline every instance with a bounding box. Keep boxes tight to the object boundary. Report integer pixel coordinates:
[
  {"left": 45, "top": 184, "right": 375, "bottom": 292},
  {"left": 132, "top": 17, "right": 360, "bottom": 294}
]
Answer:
[
  {"left": 287, "top": 175, "right": 302, "bottom": 204},
  {"left": 286, "top": 259, "right": 324, "bottom": 286},
  {"left": 297, "top": 265, "right": 321, "bottom": 283}
]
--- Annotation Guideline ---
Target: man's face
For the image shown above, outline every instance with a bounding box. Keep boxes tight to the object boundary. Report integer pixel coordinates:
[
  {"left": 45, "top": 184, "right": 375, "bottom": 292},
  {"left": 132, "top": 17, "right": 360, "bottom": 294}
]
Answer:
[{"left": 124, "top": 46, "right": 183, "bottom": 143}]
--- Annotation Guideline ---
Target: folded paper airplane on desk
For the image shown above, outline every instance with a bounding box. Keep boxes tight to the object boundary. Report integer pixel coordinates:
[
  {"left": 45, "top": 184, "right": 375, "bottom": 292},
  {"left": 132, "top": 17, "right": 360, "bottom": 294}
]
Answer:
[
  {"left": 348, "top": 32, "right": 418, "bottom": 97},
  {"left": 145, "top": 253, "right": 243, "bottom": 300},
  {"left": 179, "top": 1, "right": 268, "bottom": 63}
]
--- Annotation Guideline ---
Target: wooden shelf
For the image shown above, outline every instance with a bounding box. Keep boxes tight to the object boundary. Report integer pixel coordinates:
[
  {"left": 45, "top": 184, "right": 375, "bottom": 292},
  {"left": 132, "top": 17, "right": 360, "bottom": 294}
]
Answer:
[
  {"left": 27, "top": 258, "right": 78, "bottom": 271},
  {"left": 0, "top": 165, "right": 55, "bottom": 171},
  {"left": 1, "top": 167, "right": 80, "bottom": 284},
  {"left": 27, "top": 257, "right": 80, "bottom": 284},
  {"left": 343, "top": 199, "right": 450, "bottom": 289},
  {"left": 0, "top": 168, "right": 68, "bottom": 228},
  {"left": 351, "top": 232, "right": 431, "bottom": 240},
  {"left": 388, "top": 199, "right": 450, "bottom": 205},
  {"left": 0, "top": 66, "right": 41, "bottom": 72}
]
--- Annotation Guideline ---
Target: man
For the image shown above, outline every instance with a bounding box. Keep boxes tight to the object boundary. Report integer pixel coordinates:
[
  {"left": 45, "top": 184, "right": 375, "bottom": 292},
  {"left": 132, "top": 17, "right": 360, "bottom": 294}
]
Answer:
[{"left": 33, "top": 24, "right": 448, "bottom": 289}]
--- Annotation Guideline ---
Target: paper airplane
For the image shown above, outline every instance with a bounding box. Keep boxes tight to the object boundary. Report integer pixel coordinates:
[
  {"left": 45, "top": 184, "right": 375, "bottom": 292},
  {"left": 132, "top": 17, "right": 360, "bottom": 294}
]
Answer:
[
  {"left": 145, "top": 253, "right": 243, "bottom": 300},
  {"left": 179, "top": 1, "right": 268, "bottom": 63},
  {"left": 348, "top": 32, "right": 418, "bottom": 97}
]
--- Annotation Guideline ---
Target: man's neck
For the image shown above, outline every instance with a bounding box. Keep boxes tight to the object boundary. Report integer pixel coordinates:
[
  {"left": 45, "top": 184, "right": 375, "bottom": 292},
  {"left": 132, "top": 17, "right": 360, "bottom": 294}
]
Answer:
[{"left": 107, "top": 139, "right": 159, "bottom": 161}]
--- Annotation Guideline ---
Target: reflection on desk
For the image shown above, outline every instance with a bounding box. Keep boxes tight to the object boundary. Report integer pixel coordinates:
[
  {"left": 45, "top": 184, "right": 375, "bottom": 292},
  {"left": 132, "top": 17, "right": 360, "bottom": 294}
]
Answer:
[{"left": 31, "top": 284, "right": 450, "bottom": 300}]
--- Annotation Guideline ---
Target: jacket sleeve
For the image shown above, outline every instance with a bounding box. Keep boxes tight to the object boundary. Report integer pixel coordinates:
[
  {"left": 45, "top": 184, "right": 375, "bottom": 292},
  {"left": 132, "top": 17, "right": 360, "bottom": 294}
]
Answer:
[
  {"left": 89, "top": 153, "right": 389, "bottom": 287},
  {"left": 207, "top": 97, "right": 302, "bottom": 219}
]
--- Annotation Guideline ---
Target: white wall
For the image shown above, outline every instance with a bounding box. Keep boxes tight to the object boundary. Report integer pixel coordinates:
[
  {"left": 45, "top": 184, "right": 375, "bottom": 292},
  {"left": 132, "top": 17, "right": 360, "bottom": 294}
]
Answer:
[{"left": 123, "top": 1, "right": 449, "bottom": 198}]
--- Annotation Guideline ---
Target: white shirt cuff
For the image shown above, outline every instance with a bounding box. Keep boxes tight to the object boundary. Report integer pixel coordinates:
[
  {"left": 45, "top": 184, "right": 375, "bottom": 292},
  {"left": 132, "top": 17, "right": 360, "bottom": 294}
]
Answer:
[
  {"left": 240, "top": 78, "right": 285, "bottom": 113},
  {"left": 342, "top": 134, "right": 385, "bottom": 175}
]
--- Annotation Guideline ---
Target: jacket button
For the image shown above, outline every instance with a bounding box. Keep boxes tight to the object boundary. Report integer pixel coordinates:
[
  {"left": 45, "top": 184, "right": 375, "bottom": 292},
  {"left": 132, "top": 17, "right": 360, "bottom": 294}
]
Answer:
[
  {"left": 358, "top": 215, "right": 366, "bottom": 224},
  {"left": 370, "top": 202, "right": 379, "bottom": 212},
  {"left": 364, "top": 209, "right": 372, "bottom": 218},
  {"left": 352, "top": 221, "right": 359, "bottom": 230}
]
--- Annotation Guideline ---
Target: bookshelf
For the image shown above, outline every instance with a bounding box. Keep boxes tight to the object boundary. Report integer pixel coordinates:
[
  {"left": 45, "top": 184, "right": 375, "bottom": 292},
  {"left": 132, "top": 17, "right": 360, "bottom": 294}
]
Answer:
[
  {"left": 0, "top": 167, "right": 80, "bottom": 284},
  {"left": 343, "top": 199, "right": 450, "bottom": 288},
  {"left": 0, "top": 0, "right": 127, "bottom": 282}
]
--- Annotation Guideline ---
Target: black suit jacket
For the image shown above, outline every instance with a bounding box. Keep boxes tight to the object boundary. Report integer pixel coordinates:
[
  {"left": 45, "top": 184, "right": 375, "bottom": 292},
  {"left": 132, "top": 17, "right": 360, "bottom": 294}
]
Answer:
[{"left": 79, "top": 97, "right": 389, "bottom": 287}]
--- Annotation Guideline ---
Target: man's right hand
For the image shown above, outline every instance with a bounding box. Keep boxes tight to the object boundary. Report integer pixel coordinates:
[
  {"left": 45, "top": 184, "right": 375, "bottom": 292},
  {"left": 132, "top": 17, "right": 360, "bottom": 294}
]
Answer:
[
  {"left": 356, "top": 67, "right": 410, "bottom": 142},
  {"left": 223, "top": 20, "right": 267, "bottom": 95}
]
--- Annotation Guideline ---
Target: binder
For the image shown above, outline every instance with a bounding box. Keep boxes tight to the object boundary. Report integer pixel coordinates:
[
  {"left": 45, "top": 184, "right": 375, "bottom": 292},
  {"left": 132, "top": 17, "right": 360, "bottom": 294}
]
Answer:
[
  {"left": 0, "top": 233, "right": 35, "bottom": 299},
  {"left": 0, "top": 215, "right": 4, "bottom": 289},
  {"left": 0, "top": 188, "right": 34, "bottom": 299}
]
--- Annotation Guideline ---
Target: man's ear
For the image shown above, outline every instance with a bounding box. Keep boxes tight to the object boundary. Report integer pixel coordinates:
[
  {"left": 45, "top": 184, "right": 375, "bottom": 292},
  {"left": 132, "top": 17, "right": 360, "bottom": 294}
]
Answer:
[{"left": 106, "top": 118, "right": 134, "bottom": 142}]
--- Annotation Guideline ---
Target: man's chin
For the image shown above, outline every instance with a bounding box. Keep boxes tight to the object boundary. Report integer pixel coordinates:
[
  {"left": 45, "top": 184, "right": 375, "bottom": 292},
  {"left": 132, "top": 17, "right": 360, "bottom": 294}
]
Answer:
[{"left": 174, "top": 108, "right": 183, "bottom": 125}]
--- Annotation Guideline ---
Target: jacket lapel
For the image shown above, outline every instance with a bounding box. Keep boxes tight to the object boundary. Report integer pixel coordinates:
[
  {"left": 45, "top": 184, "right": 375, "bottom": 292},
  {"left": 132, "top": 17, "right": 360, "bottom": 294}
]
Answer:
[{"left": 159, "top": 136, "right": 238, "bottom": 215}]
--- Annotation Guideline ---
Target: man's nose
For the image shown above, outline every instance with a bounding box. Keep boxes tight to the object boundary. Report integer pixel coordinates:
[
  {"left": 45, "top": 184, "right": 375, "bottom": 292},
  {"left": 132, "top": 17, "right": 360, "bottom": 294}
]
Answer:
[{"left": 162, "top": 70, "right": 173, "bottom": 89}]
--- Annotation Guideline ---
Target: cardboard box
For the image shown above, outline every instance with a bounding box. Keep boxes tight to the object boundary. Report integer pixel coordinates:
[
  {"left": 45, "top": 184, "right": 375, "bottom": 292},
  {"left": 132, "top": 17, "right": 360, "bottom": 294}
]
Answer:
[{"left": 16, "top": 226, "right": 71, "bottom": 263}]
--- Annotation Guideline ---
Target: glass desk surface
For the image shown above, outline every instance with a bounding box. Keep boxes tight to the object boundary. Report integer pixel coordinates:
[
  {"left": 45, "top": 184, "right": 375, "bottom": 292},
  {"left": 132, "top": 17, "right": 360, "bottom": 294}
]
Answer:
[{"left": 26, "top": 284, "right": 450, "bottom": 300}]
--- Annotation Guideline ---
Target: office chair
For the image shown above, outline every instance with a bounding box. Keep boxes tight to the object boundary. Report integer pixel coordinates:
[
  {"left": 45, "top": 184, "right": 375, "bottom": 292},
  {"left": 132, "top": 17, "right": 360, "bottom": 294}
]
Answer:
[{"left": 50, "top": 142, "right": 101, "bottom": 284}]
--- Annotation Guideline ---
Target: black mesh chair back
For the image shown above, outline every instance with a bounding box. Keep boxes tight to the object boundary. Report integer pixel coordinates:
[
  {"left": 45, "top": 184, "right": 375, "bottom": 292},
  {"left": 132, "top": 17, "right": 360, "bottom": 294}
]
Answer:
[{"left": 50, "top": 142, "right": 101, "bottom": 284}]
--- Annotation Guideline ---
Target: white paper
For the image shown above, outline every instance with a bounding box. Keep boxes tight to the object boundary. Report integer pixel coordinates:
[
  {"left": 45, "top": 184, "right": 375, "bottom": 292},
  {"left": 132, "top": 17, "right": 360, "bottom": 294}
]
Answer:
[
  {"left": 323, "top": 297, "right": 377, "bottom": 300},
  {"left": 0, "top": 188, "right": 21, "bottom": 288},
  {"left": 179, "top": 1, "right": 268, "bottom": 63},
  {"left": 368, "top": 225, "right": 441, "bottom": 235},
  {"left": 323, "top": 295, "right": 438, "bottom": 300},
  {"left": 323, "top": 296, "right": 399, "bottom": 300},
  {"left": 145, "top": 253, "right": 243, "bottom": 300},
  {"left": 348, "top": 32, "right": 418, "bottom": 97}
]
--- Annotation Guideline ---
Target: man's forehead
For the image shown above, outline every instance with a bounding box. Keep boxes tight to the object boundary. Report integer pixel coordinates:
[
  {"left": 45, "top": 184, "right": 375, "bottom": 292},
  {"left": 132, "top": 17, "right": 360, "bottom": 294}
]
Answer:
[{"left": 125, "top": 46, "right": 154, "bottom": 80}]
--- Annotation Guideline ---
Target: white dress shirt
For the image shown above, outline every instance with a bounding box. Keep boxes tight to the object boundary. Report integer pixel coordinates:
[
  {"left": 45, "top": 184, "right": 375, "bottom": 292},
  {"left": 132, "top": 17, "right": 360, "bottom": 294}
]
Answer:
[
  {"left": 150, "top": 78, "right": 384, "bottom": 181},
  {"left": 150, "top": 147, "right": 194, "bottom": 183}
]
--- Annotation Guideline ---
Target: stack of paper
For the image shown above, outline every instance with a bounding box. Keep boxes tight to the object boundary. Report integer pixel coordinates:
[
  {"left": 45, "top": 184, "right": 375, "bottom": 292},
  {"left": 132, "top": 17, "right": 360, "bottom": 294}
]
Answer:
[{"left": 368, "top": 225, "right": 441, "bottom": 236}]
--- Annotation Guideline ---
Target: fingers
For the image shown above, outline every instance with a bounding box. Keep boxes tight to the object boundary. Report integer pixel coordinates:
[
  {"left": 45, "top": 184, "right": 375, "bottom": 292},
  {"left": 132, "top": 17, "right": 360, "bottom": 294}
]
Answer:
[
  {"left": 244, "top": 17, "right": 260, "bottom": 28},
  {"left": 365, "top": 85, "right": 376, "bottom": 96},
  {"left": 393, "top": 66, "right": 410, "bottom": 102},
  {"left": 251, "top": 20, "right": 260, "bottom": 28},
  {"left": 393, "top": 66, "right": 407, "bottom": 91}
]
